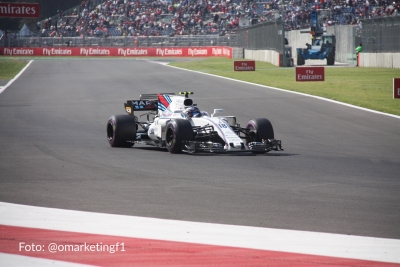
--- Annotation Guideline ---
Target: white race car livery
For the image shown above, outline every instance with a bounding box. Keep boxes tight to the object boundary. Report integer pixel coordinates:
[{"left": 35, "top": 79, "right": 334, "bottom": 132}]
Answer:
[{"left": 107, "top": 92, "right": 283, "bottom": 154}]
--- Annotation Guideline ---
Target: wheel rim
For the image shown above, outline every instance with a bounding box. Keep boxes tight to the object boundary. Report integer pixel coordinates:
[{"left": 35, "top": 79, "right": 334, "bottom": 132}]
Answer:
[
  {"left": 247, "top": 125, "right": 257, "bottom": 143},
  {"left": 166, "top": 128, "right": 174, "bottom": 146},
  {"left": 107, "top": 123, "right": 114, "bottom": 141}
]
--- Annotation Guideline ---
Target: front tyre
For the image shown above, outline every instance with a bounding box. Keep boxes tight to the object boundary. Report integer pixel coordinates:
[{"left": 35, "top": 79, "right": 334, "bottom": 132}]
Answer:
[
  {"left": 107, "top": 115, "right": 136, "bottom": 147},
  {"left": 246, "top": 118, "right": 274, "bottom": 154},
  {"left": 165, "top": 119, "right": 193, "bottom": 153}
]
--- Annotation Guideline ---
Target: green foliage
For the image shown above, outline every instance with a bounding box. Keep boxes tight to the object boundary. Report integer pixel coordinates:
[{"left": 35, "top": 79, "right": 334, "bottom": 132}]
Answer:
[{"left": 170, "top": 58, "right": 400, "bottom": 116}]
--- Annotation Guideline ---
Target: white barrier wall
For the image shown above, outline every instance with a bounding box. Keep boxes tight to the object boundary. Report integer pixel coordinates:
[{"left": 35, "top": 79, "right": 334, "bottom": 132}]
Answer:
[
  {"left": 286, "top": 30, "right": 314, "bottom": 61},
  {"left": 242, "top": 27, "right": 400, "bottom": 69},
  {"left": 245, "top": 49, "right": 400, "bottom": 68},
  {"left": 232, "top": 47, "right": 244, "bottom": 59},
  {"left": 244, "top": 49, "right": 281, "bottom": 66},
  {"left": 394, "top": 54, "right": 400, "bottom": 69},
  {"left": 359, "top": 53, "right": 400, "bottom": 68}
]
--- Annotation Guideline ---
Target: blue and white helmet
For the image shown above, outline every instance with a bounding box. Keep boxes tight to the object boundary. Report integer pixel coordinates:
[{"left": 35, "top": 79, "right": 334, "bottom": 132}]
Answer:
[{"left": 185, "top": 106, "right": 202, "bottom": 118}]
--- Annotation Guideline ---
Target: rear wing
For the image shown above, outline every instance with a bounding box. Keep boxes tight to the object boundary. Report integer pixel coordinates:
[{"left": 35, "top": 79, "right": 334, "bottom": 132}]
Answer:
[
  {"left": 124, "top": 93, "right": 175, "bottom": 115},
  {"left": 140, "top": 93, "right": 175, "bottom": 100}
]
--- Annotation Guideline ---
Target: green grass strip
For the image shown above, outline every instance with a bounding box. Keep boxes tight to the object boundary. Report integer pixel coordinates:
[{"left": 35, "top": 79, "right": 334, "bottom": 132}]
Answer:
[
  {"left": 170, "top": 58, "right": 400, "bottom": 116},
  {"left": 0, "top": 59, "right": 30, "bottom": 79},
  {"left": 1, "top": 57, "right": 399, "bottom": 116}
]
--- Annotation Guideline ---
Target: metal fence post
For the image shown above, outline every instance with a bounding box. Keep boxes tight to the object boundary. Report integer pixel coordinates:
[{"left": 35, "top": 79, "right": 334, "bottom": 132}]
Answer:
[{"left": 281, "top": 0, "right": 286, "bottom": 67}]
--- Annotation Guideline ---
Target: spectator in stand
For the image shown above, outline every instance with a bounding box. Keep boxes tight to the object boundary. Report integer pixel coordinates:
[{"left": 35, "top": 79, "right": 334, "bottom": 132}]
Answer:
[
  {"left": 41, "top": 0, "right": 400, "bottom": 38},
  {"left": 36, "top": 20, "right": 41, "bottom": 32}
]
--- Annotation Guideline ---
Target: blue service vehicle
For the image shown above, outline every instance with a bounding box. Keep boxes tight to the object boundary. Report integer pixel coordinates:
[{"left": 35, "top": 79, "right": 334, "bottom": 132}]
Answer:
[{"left": 296, "top": 10, "right": 336, "bottom": 66}]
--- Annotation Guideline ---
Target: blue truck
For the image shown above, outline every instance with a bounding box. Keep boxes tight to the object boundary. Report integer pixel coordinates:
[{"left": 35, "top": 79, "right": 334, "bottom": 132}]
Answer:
[{"left": 296, "top": 10, "right": 336, "bottom": 66}]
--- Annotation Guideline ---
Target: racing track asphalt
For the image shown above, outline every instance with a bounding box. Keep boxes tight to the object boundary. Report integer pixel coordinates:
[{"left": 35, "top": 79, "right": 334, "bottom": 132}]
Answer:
[{"left": 0, "top": 58, "right": 399, "bottom": 240}]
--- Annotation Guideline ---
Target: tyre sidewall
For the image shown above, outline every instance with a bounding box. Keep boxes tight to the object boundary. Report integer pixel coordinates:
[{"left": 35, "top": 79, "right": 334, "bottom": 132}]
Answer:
[
  {"left": 327, "top": 47, "right": 335, "bottom": 65},
  {"left": 166, "top": 120, "right": 179, "bottom": 153},
  {"left": 246, "top": 118, "right": 274, "bottom": 142},
  {"left": 107, "top": 115, "right": 136, "bottom": 147},
  {"left": 297, "top": 53, "right": 304, "bottom": 66},
  {"left": 165, "top": 119, "right": 193, "bottom": 153}
]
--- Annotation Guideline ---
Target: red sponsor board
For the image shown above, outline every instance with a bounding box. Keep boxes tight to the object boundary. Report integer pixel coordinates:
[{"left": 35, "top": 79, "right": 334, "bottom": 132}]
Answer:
[
  {"left": 296, "top": 67, "right": 325, "bottom": 82},
  {"left": 234, "top": 60, "right": 255, "bottom": 71},
  {"left": 0, "top": 47, "right": 232, "bottom": 58},
  {"left": 0, "top": 2, "right": 40, "bottom": 18},
  {"left": 394, "top": 78, "right": 400, "bottom": 99}
]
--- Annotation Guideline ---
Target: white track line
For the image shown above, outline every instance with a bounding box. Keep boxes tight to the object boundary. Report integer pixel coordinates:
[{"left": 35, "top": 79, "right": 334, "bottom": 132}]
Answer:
[
  {"left": 166, "top": 64, "right": 400, "bottom": 120},
  {"left": 3, "top": 60, "right": 398, "bottom": 120},
  {"left": 0, "top": 60, "right": 33, "bottom": 95},
  {"left": 1, "top": 202, "right": 400, "bottom": 264},
  {"left": 1, "top": 61, "right": 400, "bottom": 265}
]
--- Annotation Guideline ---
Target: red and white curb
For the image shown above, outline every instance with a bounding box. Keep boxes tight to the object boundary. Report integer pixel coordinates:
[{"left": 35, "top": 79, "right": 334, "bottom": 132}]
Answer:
[
  {"left": 1, "top": 202, "right": 400, "bottom": 266},
  {"left": 1, "top": 61, "right": 400, "bottom": 266}
]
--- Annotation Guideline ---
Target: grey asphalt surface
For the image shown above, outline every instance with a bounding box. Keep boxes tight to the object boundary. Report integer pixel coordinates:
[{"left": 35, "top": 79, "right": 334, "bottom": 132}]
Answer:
[
  {"left": 0, "top": 58, "right": 399, "bottom": 240},
  {"left": 0, "top": 80, "right": 9, "bottom": 85}
]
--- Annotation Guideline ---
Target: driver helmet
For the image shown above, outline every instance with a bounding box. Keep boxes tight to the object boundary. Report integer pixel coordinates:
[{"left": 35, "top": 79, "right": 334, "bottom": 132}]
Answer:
[{"left": 185, "top": 106, "right": 202, "bottom": 118}]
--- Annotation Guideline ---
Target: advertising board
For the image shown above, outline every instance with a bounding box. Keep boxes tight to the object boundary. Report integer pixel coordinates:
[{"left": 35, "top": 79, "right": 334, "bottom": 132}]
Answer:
[
  {"left": 394, "top": 78, "right": 400, "bottom": 99},
  {"left": 296, "top": 67, "right": 324, "bottom": 82},
  {"left": 0, "top": 2, "right": 40, "bottom": 18},
  {"left": 0, "top": 47, "right": 233, "bottom": 58},
  {"left": 234, "top": 60, "right": 255, "bottom": 71}
]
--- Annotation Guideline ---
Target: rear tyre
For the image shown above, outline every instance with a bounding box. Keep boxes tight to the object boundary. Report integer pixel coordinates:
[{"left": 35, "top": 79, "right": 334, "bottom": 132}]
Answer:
[
  {"left": 246, "top": 118, "right": 274, "bottom": 154},
  {"left": 107, "top": 115, "right": 136, "bottom": 147},
  {"left": 327, "top": 47, "right": 335, "bottom": 65},
  {"left": 165, "top": 119, "right": 193, "bottom": 153}
]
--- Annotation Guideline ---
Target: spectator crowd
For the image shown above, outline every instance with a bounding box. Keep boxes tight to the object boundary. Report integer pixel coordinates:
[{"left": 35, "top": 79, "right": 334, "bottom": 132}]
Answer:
[{"left": 37, "top": 0, "right": 400, "bottom": 38}]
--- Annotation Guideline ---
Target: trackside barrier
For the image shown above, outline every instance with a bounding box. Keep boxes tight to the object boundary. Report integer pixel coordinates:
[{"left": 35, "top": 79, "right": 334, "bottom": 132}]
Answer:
[
  {"left": 0, "top": 46, "right": 233, "bottom": 58},
  {"left": 233, "top": 60, "right": 255, "bottom": 71},
  {"left": 359, "top": 53, "right": 400, "bottom": 68},
  {"left": 296, "top": 67, "right": 325, "bottom": 82},
  {"left": 394, "top": 78, "right": 400, "bottom": 99},
  {"left": 244, "top": 49, "right": 280, "bottom": 66}
]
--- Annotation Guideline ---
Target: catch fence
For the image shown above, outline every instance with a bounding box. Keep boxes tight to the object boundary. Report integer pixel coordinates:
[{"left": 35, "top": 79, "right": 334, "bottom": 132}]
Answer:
[
  {"left": 360, "top": 16, "right": 400, "bottom": 53},
  {"left": 0, "top": 35, "right": 238, "bottom": 48},
  {"left": 236, "top": 20, "right": 284, "bottom": 53}
]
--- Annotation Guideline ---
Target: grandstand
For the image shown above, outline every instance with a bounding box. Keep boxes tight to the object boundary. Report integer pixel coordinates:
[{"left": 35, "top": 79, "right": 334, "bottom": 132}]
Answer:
[
  {"left": 33, "top": 0, "right": 397, "bottom": 39},
  {"left": 1, "top": 0, "right": 398, "bottom": 49}
]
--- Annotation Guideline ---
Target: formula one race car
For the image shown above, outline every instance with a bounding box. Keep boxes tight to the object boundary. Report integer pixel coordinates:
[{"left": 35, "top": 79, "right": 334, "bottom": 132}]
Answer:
[{"left": 106, "top": 92, "right": 283, "bottom": 154}]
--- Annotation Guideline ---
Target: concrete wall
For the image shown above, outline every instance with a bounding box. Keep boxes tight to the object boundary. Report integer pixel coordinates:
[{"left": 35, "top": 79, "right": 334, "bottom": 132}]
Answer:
[
  {"left": 244, "top": 49, "right": 281, "bottom": 66},
  {"left": 243, "top": 25, "right": 400, "bottom": 68},
  {"left": 232, "top": 47, "right": 244, "bottom": 59},
  {"left": 326, "top": 26, "right": 357, "bottom": 64},
  {"left": 244, "top": 26, "right": 357, "bottom": 66},
  {"left": 394, "top": 54, "right": 400, "bottom": 69},
  {"left": 359, "top": 53, "right": 400, "bottom": 68},
  {"left": 286, "top": 29, "right": 315, "bottom": 61}
]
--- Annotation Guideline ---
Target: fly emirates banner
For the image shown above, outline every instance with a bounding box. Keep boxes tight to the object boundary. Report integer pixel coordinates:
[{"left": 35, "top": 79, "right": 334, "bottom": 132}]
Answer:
[{"left": 0, "top": 47, "right": 232, "bottom": 58}]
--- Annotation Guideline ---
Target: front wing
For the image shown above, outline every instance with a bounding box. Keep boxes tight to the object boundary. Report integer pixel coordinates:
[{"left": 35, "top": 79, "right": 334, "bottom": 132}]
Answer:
[{"left": 181, "top": 139, "right": 283, "bottom": 154}]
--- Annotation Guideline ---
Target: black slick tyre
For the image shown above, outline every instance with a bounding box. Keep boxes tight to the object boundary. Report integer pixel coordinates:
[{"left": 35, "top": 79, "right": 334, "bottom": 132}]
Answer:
[
  {"left": 297, "top": 53, "right": 305, "bottom": 66},
  {"left": 246, "top": 118, "right": 274, "bottom": 154},
  {"left": 107, "top": 115, "right": 136, "bottom": 147},
  {"left": 327, "top": 47, "right": 335, "bottom": 65},
  {"left": 165, "top": 119, "right": 193, "bottom": 153}
]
